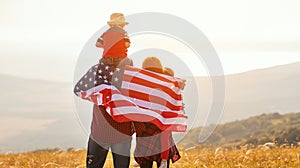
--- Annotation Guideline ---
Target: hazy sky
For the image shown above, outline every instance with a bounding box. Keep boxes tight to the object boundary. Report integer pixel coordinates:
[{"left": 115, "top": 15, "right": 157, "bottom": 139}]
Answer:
[{"left": 0, "top": 0, "right": 300, "bottom": 82}]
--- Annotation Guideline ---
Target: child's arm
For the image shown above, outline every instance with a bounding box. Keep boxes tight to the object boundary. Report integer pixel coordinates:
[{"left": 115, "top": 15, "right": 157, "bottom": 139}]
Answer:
[
  {"left": 124, "top": 31, "right": 130, "bottom": 48},
  {"left": 96, "top": 36, "right": 104, "bottom": 48},
  {"left": 125, "top": 38, "right": 130, "bottom": 48}
]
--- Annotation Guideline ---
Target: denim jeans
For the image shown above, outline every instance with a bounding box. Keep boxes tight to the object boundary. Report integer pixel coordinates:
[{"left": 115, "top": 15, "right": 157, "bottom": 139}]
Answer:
[{"left": 86, "top": 137, "right": 132, "bottom": 168}]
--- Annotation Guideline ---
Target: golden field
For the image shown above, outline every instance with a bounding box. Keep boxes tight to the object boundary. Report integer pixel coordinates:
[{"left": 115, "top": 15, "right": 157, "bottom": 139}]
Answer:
[{"left": 0, "top": 145, "right": 300, "bottom": 168}]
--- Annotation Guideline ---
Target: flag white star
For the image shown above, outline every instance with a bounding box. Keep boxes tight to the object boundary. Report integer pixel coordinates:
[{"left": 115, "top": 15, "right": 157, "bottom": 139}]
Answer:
[
  {"left": 116, "top": 68, "right": 120, "bottom": 72},
  {"left": 85, "top": 84, "right": 88, "bottom": 88},
  {"left": 109, "top": 71, "right": 114, "bottom": 76},
  {"left": 94, "top": 81, "right": 97, "bottom": 84},
  {"left": 104, "top": 79, "right": 108, "bottom": 83},
  {"left": 114, "top": 77, "right": 119, "bottom": 82},
  {"left": 93, "top": 71, "right": 96, "bottom": 75},
  {"left": 98, "top": 69, "right": 102, "bottom": 74},
  {"left": 89, "top": 77, "right": 92, "bottom": 82},
  {"left": 84, "top": 75, "right": 87, "bottom": 79},
  {"left": 98, "top": 75, "right": 102, "bottom": 79},
  {"left": 79, "top": 81, "right": 83, "bottom": 85},
  {"left": 105, "top": 66, "right": 109, "bottom": 70},
  {"left": 103, "top": 75, "right": 107, "bottom": 79}
]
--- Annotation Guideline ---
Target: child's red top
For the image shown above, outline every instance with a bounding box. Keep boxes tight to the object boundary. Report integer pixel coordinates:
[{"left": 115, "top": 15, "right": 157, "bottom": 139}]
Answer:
[{"left": 97, "top": 27, "right": 130, "bottom": 58}]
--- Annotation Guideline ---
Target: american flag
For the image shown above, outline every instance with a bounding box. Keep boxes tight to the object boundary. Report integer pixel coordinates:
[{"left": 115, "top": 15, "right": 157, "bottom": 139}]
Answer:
[{"left": 74, "top": 62, "right": 187, "bottom": 132}]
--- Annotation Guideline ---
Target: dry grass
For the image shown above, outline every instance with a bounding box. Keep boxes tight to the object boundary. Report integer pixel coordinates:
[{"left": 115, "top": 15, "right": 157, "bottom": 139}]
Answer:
[{"left": 0, "top": 146, "right": 300, "bottom": 168}]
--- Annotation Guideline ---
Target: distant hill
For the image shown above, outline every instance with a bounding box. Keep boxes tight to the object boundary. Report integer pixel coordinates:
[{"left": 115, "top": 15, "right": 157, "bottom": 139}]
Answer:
[
  {"left": 182, "top": 112, "right": 300, "bottom": 148},
  {"left": 0, "top": 74, "right": 87, "bottom": 153},
  {"left": 186, "top": 61, "right": 300, "bottom": 127}
]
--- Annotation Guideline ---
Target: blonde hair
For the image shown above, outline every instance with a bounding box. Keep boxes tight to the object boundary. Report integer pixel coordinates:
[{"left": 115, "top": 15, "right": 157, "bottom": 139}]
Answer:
[{"left": 142, "top": 56, "right": 163, "bottom": 73}]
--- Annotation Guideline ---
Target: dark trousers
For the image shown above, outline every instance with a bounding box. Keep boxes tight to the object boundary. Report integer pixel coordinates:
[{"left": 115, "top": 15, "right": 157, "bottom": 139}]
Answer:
[
  {"left": 86, "top": 137, "right": 131, "bottom": 168},
  {"left": 139, "top": 159, "right": 170, "bottom": 168}
]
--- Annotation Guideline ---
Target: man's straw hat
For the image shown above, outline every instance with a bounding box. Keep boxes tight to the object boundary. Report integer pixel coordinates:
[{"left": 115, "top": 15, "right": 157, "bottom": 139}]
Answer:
[{"left": 107, "top": 13, "right": 129, "bottom": 25}]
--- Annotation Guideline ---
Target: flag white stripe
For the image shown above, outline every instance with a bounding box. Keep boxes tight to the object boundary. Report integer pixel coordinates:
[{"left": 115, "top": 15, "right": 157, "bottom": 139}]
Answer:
[
  {"left": 82, "top": 84, "right": 112, "bottom": 98},
  {"left": 111, "top": 93, "right": 186, "bottom": 115},
  {"left": 111, "top": 106, "right": 187, "bottom": 125},
  {"left": 97, "top": 93, "right": 103, "bottom": 105},
  {"left": 128, "top": 97, "right": 171, "bottom": 111},
  {"left": 124, "top": 70, "right": 181, "bottom": 94},
  {"left": 121, "top": 81, "right": 182, "bottom": 107}
]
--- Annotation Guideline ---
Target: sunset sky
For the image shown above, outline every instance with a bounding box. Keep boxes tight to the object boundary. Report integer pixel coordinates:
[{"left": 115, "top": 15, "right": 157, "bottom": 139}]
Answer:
[{"left": 0, "top": 0, "right": 300, "bottom": 81}]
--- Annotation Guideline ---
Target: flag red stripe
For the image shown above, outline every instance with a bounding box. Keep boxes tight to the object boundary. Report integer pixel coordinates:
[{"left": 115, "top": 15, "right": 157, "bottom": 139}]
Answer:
[
  {"left": 122, "top": 74, "right": 182, "bottom": 100},
  {"left": 117, "top": 89, "right": 182, "bottom": 111},
  {"left": 125, "top": 66, "right": 181, "bottom": 88},
  {"left": 112, "top": 114, "right": 187, "bottom": 132}
]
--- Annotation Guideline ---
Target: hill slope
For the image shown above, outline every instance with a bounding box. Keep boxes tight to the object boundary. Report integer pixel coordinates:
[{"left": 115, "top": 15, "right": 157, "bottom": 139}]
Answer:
[
  {"left": 182, "top": 112, "right": 300, "bottom": 148},
  {"left": 185, "top": 61, "right": 300, "bottom": 127},
  {"left": 0, "top": 74, "right": 86, "bottom": 152}
]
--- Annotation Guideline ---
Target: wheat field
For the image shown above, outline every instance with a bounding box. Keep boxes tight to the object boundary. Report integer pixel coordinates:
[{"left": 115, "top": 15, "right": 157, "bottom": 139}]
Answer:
[{"left": 1, "top": 145, "right": 300, "bottom": 168}]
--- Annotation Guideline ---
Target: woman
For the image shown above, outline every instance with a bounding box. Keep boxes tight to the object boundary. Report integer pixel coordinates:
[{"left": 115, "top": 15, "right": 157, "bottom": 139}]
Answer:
[{"left": 134, "top": 56, "right": 181, "bottom": 168}]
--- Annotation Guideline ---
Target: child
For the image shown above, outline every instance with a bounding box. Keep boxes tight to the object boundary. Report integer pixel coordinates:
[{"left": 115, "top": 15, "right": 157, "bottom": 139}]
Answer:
[
  {"left": 96, "top": 13, "right": 132, "bottom": 67},
  {"left": 134, "top": 56, "right": 181, "bottom": 168}
]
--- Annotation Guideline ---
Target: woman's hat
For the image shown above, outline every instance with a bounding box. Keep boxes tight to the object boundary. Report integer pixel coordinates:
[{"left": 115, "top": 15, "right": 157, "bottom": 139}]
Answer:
[{"left": 107, "top": 13, "right": 129, "bottom": 25}]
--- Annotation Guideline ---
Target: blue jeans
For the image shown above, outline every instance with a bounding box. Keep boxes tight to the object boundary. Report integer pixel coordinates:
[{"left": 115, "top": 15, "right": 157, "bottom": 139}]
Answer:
[{"left": 86, "top": 137, "right": 132, "bottom": 168}]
